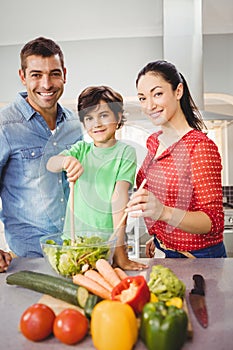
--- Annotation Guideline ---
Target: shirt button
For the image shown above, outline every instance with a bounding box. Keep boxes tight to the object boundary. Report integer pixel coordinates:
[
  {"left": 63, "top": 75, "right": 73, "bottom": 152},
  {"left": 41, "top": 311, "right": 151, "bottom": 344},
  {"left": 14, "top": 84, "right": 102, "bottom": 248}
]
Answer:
[
  {"left": 61, "top": 217, "right": 64, "bottom": 221},
  {"left": 59, "top": 179, "right": 62, "bottom": 183},
  {"left": 31, "top": 152, "right": 35, "bottom": 156},
  {"left": 60, "top": 198, "right": 64, "bottom": 202},
  {"left": 53, "top": 142, "right": 57, "bottom": 146}
]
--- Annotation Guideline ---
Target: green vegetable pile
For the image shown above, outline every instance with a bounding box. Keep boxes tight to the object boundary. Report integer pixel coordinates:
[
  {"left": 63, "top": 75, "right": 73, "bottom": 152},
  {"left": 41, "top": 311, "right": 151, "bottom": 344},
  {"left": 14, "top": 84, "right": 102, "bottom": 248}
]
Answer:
[
  {"left": 43, "top": 236, "right": 111, "bottom": 277},
  {"left": 147, "top": 265, "right": 186, "bottom": 301}
]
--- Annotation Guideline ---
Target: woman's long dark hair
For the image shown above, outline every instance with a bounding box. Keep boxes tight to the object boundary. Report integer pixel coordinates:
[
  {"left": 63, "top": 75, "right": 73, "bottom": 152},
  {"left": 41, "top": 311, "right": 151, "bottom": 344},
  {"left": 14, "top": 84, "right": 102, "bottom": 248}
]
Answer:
[{"left": 136, "top": 60, "right": 206, "bottom": 131}]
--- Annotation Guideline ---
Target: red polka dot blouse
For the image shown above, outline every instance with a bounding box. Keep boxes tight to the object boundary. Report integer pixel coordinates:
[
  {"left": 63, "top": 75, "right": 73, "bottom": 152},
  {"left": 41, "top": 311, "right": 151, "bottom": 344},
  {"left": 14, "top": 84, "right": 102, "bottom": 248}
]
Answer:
[{"left": 136, "top": 129, "right": 224, "bottom": 251}]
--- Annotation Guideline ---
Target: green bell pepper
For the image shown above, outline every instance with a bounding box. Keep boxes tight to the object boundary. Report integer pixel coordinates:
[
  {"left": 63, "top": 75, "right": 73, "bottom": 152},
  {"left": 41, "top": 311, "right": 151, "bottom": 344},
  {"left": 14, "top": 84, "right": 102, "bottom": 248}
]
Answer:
[{"left": 140, "top": 301, "right": 188, "bottom": 350}]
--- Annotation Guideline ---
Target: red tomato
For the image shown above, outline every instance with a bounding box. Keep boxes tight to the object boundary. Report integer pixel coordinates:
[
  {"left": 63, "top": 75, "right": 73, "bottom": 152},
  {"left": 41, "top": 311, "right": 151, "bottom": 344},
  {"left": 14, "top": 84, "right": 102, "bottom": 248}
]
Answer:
[
  {"left": 20, "top": 303, "right": 56, "bottom": 341},
  {"left": 53, "top": 308, "right": 89, "bottom": 345}
]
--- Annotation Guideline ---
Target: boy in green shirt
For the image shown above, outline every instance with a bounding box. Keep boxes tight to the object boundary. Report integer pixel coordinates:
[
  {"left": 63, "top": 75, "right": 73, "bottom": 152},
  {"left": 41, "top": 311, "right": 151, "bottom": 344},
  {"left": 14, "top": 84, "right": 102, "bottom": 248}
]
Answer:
[{"left": 48, "top": 85, "right": 147, "bottom": 270}]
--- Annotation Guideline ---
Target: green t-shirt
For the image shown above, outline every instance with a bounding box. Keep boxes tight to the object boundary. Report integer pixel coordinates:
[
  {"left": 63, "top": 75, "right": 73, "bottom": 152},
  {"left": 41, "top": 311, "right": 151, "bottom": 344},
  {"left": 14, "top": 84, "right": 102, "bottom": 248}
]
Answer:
[{"left": 62, "top": 140, "right": 136, "bottom": 237}]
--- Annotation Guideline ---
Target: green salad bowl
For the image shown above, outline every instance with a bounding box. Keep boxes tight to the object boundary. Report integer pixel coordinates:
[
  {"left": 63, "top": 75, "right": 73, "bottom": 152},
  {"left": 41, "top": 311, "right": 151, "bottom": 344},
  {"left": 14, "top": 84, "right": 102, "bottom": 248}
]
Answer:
[{"left": 40, "top": 232, "right": 116, "bottom": 278}]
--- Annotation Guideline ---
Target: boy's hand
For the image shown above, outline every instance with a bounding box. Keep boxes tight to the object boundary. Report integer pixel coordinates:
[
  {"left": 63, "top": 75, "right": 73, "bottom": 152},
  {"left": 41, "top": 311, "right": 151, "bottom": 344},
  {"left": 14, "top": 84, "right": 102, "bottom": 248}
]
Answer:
[{"left": 63, "top": 156, "right": 84, "bottom": 182}]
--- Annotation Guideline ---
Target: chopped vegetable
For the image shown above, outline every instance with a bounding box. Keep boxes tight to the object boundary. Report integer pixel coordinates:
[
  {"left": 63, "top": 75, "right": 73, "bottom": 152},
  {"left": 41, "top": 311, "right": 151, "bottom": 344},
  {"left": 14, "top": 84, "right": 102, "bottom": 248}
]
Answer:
[
  {"left": 73, "top": 273, "right": 111, "bottom": 300},
  {"left": 6, "top": 270, "right": 90, "bottom": 308},
  {"left": 6, "top": 270, "right": 103, "bottom": 318},
  {"left": 166, "top": 297, "right": 183, "bottom": 309},
  {"left": 140, "top": 301, "right": 188, "bottom": 350},
  {"left": 111, "top": 275, "right": 150, "bottom": 315},
  {"left": 84, "top": 294, "right": 102, "bottom": 319},
  {"left": 73, "top": 259, "right": 130, "bottom": 301},
  {"left": 95, "top": 258, "right": 121, "bottom": 287},
  {"left": 114, "top": 267, "right": 128, "bottom": 280},
  {"left": 84, "top": 269, "right": 113, "bottom": 292},
  {"left": 150, "top": 292, "right": 159, "bottom": 303},
  {"left": 147, "top": 265, "right": 186, "bottom": 301},
  {"left": 43, "top": 236, "right": 111, "bottom": 277}
]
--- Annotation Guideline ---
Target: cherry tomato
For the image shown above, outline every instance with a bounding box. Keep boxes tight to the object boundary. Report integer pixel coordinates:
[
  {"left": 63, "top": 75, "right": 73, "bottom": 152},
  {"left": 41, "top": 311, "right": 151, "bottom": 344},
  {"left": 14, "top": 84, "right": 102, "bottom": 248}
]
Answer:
[
  {"left": 20, "top": 303, "right": 56, "bottom": 341},
  {"left": 53, "top": 308, "right": 89, "bottom": 345}
]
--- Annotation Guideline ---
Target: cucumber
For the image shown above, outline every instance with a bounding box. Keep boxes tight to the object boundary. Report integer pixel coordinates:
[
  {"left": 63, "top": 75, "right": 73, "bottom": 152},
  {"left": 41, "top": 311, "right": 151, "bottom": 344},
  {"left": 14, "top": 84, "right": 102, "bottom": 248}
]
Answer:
[
  {"left": 6, "top": 270, "right": 90, "bottom": 309},
  {"left": 84, "top": 294, "right": 102, "bottom": 319}
]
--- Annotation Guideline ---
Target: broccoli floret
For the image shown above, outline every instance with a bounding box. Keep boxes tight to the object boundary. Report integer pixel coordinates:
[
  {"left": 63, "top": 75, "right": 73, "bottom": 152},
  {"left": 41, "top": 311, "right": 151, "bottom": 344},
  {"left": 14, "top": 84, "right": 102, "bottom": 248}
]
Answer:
[{"left": 148, "top": 265, "right": 186, "bottom": 301}]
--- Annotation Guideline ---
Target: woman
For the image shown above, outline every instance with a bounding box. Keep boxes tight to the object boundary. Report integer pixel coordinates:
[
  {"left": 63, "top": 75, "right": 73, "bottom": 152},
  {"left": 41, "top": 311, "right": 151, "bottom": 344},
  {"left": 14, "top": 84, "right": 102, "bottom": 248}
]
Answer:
[{"left": 126, "top": 60, "right": 226, "bottom": 258}]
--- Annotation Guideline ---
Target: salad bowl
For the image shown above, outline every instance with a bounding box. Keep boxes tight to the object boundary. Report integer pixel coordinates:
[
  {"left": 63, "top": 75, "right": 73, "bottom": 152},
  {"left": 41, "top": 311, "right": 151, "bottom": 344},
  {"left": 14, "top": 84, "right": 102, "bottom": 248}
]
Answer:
[{"left": 40, "top": 232, "right": 116, "bottom": 278}]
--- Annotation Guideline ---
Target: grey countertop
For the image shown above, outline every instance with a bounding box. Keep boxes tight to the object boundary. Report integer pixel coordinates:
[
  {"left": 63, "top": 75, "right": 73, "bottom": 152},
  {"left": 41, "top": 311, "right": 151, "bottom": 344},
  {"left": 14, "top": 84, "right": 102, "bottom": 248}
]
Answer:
[{"left": 1, "top": 257, "right": 233, "bottom": 349}]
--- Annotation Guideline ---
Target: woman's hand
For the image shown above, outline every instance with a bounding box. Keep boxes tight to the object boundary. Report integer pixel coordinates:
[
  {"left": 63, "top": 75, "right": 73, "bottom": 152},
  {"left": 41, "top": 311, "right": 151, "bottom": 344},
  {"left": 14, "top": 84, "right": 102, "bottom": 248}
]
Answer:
[
  {"left": 126, "top": 188, "right": 164, "bottom": 221},
  {"left": 62, "top": 156, "right": 84, "bottom": 182},
  {"left": 0, "top": 250, "right": 12, "bottom": 272}
]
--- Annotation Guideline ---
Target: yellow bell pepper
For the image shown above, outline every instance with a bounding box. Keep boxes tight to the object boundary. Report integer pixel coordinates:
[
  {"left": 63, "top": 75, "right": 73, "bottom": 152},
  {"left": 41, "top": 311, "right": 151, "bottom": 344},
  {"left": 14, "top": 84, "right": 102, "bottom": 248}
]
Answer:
[
  {"left": 91, "top": 300, "right": 138, "bottom": 350},
  {"left": 150, "top": 292, "right": 159, "bottom": 303},
  {"left": 166, "top": 297, "right": 183, "bottom": 309}
]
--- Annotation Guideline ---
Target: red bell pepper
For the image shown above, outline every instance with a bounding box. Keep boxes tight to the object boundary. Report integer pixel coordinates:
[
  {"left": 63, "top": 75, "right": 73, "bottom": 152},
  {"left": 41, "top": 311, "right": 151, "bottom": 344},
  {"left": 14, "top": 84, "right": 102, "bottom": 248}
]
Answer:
[{"left": 111, "top": 275, "right": 150, "bottom": 315}]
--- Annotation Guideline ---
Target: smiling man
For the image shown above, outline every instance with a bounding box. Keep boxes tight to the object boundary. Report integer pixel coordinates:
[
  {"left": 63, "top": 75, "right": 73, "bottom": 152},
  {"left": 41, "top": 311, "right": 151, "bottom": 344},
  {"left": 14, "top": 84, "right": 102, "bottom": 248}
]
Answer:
[{"left": 0, "top": 37, "right": 82, "bottom": 271}]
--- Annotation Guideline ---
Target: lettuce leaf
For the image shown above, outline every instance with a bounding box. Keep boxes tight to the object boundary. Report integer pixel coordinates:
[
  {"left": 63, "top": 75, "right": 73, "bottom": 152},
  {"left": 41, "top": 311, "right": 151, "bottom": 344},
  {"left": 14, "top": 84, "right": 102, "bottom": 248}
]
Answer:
[{"left": 43, "top": 235, "right": 111, "bottom": 277}]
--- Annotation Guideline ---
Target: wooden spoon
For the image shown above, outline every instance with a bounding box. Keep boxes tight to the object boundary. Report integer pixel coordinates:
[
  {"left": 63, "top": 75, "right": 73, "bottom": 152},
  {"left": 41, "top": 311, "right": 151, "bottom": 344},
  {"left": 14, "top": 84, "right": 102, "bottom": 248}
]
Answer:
[
  {"left": 46, "top": 157, "right": 76, "bottom": 245},
  {"left": 109, "top": 178, "right": 147, "bottom": 242},
  {"left": 69, "top": 182, "right": 75, "bottom": 245}
]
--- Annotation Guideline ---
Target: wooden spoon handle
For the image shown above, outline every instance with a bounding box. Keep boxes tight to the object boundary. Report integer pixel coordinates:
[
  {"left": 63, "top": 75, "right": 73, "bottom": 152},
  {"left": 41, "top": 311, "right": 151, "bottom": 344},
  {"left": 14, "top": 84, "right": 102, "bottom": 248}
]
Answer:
[
  {"left": 69, "top": 182, "right": 75, "bottom": 245},
  {"left": 109, "top": 178, "right": 147, "bottom": 241}
]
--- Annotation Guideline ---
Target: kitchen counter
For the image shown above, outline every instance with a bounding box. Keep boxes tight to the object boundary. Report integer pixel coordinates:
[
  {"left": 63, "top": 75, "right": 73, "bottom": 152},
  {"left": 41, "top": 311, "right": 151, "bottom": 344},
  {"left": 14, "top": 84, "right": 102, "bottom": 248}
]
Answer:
[{"left": 1, "top": 257, "right": 233, "bottom": 349}]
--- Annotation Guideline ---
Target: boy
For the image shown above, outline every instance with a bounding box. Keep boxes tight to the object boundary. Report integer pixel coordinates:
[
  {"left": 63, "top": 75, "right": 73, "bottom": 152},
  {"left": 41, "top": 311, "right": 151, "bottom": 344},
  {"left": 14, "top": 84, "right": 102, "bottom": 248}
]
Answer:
[{"left": 48, "top": 85, "right": 147, "bottom": 270}]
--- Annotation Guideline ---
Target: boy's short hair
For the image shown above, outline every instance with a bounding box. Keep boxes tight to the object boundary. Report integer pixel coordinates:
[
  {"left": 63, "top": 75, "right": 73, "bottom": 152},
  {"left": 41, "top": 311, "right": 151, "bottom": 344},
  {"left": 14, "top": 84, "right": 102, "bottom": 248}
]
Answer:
[
  {"left": 77, "top": 85, "right": 127, "bottom": 128},
  {"left": 20, "top": 36, "right": 65, "bottom": 74}
]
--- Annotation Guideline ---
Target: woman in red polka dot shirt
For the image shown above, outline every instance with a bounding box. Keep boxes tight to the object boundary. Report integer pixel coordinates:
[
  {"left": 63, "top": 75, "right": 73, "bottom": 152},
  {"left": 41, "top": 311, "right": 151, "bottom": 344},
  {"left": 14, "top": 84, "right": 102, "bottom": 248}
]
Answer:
[{"left": 126, "top": 60, "right": 226, "bottom": 258}]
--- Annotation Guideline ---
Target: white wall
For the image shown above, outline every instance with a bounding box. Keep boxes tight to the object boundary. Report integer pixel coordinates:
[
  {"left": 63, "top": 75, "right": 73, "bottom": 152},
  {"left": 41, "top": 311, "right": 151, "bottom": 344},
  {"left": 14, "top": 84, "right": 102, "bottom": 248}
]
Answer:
[
  {"left": 0, "top": 0, "right": 163, "bottom": 102},
  {"left": 227, "top": 122, "right": 233, "bottom": 183},
  {"left": 203, "top": 34, "right": 233, "bottom": 95},
  {"left": 0, "top": 37, "right": 163, "bottom": 103},
  {"left": 0, "top": 0, "right": 163, "bottom": 45},
  {"left": 0, "top": 0, "right": 232, "bottom": 46},
  {"left": 0, "top": 0, "right": 233, "bottom": 104}
]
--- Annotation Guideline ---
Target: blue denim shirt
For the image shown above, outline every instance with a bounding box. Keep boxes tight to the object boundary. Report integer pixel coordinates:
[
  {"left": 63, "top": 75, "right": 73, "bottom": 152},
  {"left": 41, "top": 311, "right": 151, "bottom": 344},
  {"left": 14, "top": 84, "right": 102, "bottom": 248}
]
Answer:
[{"left": 0, "top": 92, "right": 83, "bottom": 257}]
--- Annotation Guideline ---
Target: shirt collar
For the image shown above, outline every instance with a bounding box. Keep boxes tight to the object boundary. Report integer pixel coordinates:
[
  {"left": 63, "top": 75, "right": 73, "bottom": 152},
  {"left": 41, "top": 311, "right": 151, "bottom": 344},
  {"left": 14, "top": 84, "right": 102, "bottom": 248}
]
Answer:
[{"left": 17, "top": 92, "right": 66, "bottom": 123}]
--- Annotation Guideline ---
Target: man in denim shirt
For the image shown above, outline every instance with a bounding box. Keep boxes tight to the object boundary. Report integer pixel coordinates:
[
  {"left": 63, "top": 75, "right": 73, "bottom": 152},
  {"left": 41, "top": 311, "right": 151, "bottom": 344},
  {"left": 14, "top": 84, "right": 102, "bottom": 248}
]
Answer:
[{"left": 0, "top": 37, "right": 83, "bottom": 271}]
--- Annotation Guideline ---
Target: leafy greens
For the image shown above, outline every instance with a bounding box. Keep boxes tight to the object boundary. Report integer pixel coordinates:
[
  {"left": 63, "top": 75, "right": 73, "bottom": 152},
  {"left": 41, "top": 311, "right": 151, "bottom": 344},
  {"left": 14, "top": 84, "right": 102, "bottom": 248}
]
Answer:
[{"left": 43, "top": 235, "right": 111, "bottom": 277}]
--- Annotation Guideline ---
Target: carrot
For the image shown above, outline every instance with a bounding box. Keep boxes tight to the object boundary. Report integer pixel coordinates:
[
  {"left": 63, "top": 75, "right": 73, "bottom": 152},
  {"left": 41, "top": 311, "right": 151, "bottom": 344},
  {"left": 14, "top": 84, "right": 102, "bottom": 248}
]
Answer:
[
  {"left": 95, "top": 259, "right": 121, "bottom": 287},
  {"left": 114, "top": 267, "right": 128, "bottom": 280},
  {"left": 84, "top": 269, "right": 113, "bottom": 292},
  {"left": 73, "top": 273, "right": 111, "bottom": 300}
]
